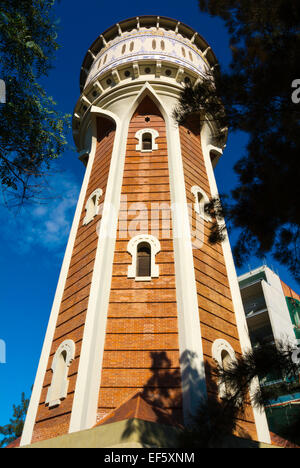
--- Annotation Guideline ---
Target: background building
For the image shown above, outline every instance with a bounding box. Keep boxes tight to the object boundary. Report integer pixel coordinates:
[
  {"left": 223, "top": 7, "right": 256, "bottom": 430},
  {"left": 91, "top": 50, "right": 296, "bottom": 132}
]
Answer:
[
  {"left": 239, "top": 265, "right": 300, "bottom": 443},
  {"left": 238, "top": 265, "right": 299, "bottom": 349}
]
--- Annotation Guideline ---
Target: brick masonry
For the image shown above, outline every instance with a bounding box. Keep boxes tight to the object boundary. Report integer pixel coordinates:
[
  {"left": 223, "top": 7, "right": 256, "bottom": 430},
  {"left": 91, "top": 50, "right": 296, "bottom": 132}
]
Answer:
[
  {"left": 31, "top": 118, "right": 116, "bottom": 443},
  {"left": 30, "top": 97, "right": 258, "bottom": 444},
  {"left": 179, "top": 121, "right": 258, "bottom": 439},
  {"left": 97, "top": 97, "right": 183, "bottom": 424}
]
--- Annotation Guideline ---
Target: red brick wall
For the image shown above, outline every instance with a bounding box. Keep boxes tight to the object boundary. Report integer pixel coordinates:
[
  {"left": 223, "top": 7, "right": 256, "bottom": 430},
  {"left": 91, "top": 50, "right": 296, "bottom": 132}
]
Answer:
[
  {"left": 281, "top": 280, "right": 300, "bottom": 302},
  {"left": 30, "top": 100, "right": 260, "bottom": 443},
  {"left": 31, "top": 117, "right": 116, "bottom": 443},
  {"left": 179, "top": 122, "right": 258, "bottom": 440},
  {"left": 97, "top": 97, "right": 183, "bottom": 423}
]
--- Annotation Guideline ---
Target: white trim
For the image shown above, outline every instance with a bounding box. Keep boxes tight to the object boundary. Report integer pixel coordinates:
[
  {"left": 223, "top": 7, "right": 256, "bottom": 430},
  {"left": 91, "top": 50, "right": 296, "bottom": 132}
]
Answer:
[
  {"left": 212, "top": 339, "right": 236, "bottom": 399},
  {"left": 127, "top": 234, "right": 160, "bottom": 280},
  {"left": 82, "top": 188, "right": 103, "bottom": 225},
  {"left": 135, "top": 128, "right": 159, "bottom": 151},
  {"left": 45, "top": 340, "right": 75, "bottom": 408},
  {"left": 69, "top": 107, "right": 124, "bottom": 433},
  {"left": 191, "top": 185, "right": 212, "bottom": 221},
  {"left": 200, "top": 122, "right": 271, "bottom": 444},
  {"left": 135, "top": 85, "right": 208, "bottom": 423},
  {"left": 212, "top": 338, "right": 236, "bottom": 366},
  {"left": 20, "top": 114, "right": 99, "bottom": 447},
  {"left": 69, "top": 83, "right": 207, "bottom": 432}
]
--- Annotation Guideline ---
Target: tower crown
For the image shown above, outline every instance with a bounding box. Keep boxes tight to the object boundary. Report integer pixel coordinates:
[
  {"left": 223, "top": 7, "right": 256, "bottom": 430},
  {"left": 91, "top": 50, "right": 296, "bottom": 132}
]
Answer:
[
  {"left": 80, "top": 16, "right": 218, "bottom": 92},
  {"left": 73, "top": 16, "right": 220, "bottom": 150}
]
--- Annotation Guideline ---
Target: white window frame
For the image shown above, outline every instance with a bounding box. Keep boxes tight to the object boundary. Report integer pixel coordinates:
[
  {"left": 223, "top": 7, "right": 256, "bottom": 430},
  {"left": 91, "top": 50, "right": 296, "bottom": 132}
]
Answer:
[
  {"left": 83, "top": 188, "right": 103, "bottom": 225},
  {"left": 135, "top": 128, "right": 159, "bottom": 152},
  {"left": 127, "top": 234, "right": 161, "bottom": 281},
  {"left": 45, "top": 340, "right": 75, "bottom": 408},
  {"left": 191, "top": 185, "right": 212, "bottom": 221},
  {"left": 212, "top": 339, "right": 237, "bottom": 399}
]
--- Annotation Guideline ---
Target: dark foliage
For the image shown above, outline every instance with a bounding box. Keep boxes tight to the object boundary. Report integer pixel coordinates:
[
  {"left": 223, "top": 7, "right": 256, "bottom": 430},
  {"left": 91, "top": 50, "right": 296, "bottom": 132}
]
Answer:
[
  {"left": 0, "top": 392, "right": 29, "bottom": 447},
  {"left": 0, "top": 0, "right": 70, "bottom": 207},
  {"left": 217, "top": 341, "right": 299, "bottom": 407},
  {"left": 175, "top": 0, "right": 300, "bottom": 283},
  {"left": 178, "top": 340, "right": 300, "bottom": 447},
  {"left": 172, "top": 71, "right": 227, "bottom": 146},
  {"left": 177, "top": 396, "right": 242, "bottom": 448}
]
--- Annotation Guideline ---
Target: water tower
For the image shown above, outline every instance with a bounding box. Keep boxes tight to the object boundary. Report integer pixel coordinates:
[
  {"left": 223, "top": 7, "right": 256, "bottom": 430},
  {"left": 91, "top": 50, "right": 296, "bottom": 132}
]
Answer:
[{"left": 21, "top": 16, "right": 270, "bottom": 448}]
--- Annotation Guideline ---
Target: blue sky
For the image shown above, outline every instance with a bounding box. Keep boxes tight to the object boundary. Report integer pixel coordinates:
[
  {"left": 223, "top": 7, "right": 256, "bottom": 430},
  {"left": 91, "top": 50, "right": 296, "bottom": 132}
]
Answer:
[{"left": 0, "top": 0, "right": 298, "bottom": 434}]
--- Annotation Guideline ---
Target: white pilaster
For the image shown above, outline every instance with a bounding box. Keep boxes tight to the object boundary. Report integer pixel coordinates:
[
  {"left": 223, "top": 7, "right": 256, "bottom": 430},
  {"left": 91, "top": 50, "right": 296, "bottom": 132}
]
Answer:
[
  {"left": 200, "top": 122, "right": 271, "bottom": 444},
  {"left": 20, "top": 118, "right": 99, "bottom": 447},
  {"left": 69, "top": 107, "right": 124, "bottom": 432}
]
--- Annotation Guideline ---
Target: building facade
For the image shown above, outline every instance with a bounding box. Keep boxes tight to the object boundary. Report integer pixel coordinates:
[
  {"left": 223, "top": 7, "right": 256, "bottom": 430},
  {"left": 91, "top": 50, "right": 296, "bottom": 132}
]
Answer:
[
  {"left": 238, "top": 266, "right": 299, "bottom": 349},
  {"left": 20, "top": 16, "right": 270, "bottom": 447},
  {"left": 238, "top": 266, "right": 300, "bottom": 443}
]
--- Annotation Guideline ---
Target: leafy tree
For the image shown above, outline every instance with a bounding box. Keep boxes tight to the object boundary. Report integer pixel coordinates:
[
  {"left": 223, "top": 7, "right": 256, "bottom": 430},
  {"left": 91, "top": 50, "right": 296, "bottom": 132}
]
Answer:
[
  {"left": 0, "top": 0, "right": 70, "bottom": 207},
  {"left": 0, "top": 392, "right": 29, "bottom": 447},
  {"left": 174, "top": 0, "right": 300, "bottom": 283},
  {"left": 178, "top": 341, "right": 300, "bottom": 447}
]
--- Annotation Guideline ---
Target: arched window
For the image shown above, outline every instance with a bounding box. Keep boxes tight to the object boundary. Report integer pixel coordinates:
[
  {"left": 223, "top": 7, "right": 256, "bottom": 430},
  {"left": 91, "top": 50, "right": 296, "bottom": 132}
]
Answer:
[
  {"left": 83, "top": 188, "right": 103, "bottom": 225},
  {"left": 127, "top": 235, "right": 160, "bottom": 281},
  {"left": 212, "top": 339, "right": 237, "bottom": 399},
  {"left": 46, "top": 340, "right": 75, "bottom": 408},
  {"left": 137, "top": 242, "right": 151, "bottom": 277},
  {"left": 142, "top": 132, "right": 153, "bottom": 151},
  {"left": 191, "top": 186, "right": 211, "bottom": 221},
  {"left": 221, "top": 349, "right": 232, "bottom": 371},
  {"left": 135, "top": 129, "right": 159, "bottom": 152}
]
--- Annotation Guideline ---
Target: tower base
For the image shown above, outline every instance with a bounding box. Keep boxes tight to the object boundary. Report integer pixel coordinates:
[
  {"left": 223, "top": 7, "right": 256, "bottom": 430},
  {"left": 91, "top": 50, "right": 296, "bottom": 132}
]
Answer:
[{"left": 19, "top": 393, "right": 276, "bottom": 448}]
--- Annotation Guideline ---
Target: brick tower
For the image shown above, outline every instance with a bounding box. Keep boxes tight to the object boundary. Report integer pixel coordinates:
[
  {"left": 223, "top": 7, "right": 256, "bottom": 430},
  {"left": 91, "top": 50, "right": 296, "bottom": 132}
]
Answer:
[{"left": 21, "top": 16, "right": 270, "bottom": 447}]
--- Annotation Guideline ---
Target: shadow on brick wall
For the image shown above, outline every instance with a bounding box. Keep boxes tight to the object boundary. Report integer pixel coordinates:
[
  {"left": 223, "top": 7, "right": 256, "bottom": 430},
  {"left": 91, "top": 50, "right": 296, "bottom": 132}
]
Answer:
[{"left": 120, "top": 349, "right": 253, "bottom": 448}]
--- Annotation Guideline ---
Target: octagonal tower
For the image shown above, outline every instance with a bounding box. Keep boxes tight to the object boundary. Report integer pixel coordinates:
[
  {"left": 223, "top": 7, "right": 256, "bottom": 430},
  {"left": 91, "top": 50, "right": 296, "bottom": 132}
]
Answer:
[{"left": 21, "top": 16, "right": 270, "bottom": 447}]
